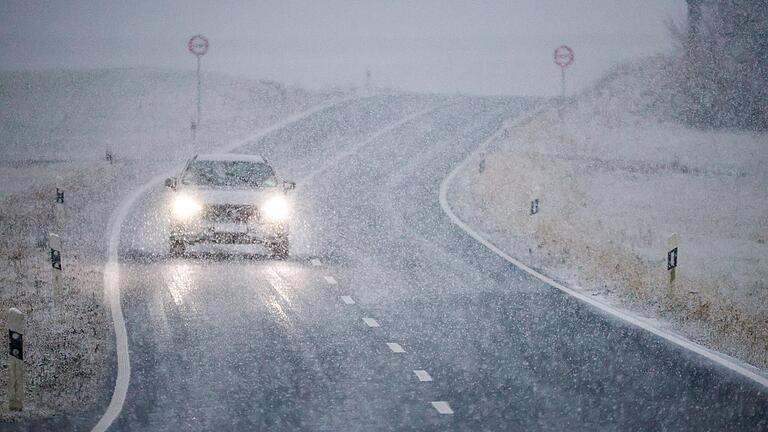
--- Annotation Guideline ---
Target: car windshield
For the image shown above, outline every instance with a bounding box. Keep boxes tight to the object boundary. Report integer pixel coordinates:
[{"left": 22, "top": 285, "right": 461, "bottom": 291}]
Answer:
[{"left": 182, "top": 159, "right": 277, "bottom": 187}]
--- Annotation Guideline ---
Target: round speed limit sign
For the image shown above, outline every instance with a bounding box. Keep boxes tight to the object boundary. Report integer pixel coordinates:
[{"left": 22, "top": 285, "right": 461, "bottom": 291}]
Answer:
[
  {"left": 188, "top": 35, "right": 209, "bottom": 56},
  {"left": 554, "top": 45, "right": 574, "bottom": 68}
]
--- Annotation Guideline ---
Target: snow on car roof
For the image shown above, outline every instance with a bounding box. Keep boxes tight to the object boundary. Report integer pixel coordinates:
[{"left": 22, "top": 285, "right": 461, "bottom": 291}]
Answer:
[{"left": 196, "top": 153, "right": 268, "bottom": 164}]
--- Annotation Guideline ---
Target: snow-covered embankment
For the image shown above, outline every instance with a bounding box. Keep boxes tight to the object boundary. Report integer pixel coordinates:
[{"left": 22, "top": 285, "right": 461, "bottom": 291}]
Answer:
[{"left": 446, "top": 58, "right": 768, "bottom": 371}]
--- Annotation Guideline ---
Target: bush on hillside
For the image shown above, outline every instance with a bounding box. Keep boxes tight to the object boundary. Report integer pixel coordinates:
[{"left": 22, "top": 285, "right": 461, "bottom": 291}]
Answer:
[{"left": 670, "top": 0, "right": 767, "bottom": 130}]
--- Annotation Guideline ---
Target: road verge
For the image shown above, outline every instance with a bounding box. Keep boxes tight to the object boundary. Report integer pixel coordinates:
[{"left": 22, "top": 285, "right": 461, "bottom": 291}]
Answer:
[{"left": 438, "top": 102, "right": 768, "bottom": 389}]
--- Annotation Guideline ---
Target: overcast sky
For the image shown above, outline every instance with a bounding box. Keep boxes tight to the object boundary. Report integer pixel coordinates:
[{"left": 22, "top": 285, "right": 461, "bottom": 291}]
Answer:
[{"left": 1, "top": 0, "right": 687, "bottom": 96}]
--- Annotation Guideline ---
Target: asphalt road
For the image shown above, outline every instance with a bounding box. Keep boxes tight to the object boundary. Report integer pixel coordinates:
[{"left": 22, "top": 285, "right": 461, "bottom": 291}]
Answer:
[{"left": 94, "top": 95, "right": 768, "bottom": 430}]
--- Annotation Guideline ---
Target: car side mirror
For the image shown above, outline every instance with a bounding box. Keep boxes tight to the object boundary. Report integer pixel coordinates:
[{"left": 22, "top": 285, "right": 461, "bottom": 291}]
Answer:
[
  {"left": 282, "top": 180, "right": 296, "bottom": 193},
  {"left": 165, "top": 177, "right": 177, "bottom": 190}
]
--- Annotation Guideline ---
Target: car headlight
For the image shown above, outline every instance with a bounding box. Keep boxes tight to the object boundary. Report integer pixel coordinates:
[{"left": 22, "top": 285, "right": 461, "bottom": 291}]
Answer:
[
  {"left": 171, "top": 194, "right": 202, "bottom": 220},
  {"left": 261, "top": 195, "right": 290, "bottom": 222}
]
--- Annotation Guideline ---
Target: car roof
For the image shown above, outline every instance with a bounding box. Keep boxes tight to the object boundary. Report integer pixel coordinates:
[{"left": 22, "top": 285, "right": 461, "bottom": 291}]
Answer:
[{"left": 195, "top": 153, "right": 268, "bottom": 164}]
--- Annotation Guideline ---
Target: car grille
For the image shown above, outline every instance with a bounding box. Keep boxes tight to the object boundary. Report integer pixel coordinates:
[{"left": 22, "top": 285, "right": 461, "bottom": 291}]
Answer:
[{"left": 204, "top": 204, "right": 258, "bottom": 222}]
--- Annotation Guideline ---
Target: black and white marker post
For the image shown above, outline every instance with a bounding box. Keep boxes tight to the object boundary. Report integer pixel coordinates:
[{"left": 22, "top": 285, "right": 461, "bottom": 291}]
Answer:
[
  {"left": 667, "top": 233, "right": 679, "bottom": 293},
  {"left": 54, "top": 183, "right": 65, "bottom": 228},
  {"left": 49, "top": 233, "right": 63, "bottom": 302},
  {"left": 7, "top": 307, "right": 25, "bottom": 411},
  {"left": 530, "top": 198, "right": 540, "bottom": 215}
]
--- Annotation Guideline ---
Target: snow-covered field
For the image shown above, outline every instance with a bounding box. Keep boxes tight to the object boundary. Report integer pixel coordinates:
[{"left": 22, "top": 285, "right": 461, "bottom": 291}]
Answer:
[
  {"left": 0, "top": 69, "right": 334, "bottom": 420},
  {"left": 447, "top": 58, "right": 768, "bottom": 370}
]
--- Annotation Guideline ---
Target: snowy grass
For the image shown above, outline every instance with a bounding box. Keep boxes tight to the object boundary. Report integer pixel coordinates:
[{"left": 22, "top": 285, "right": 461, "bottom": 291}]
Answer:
[
  {"left": 0, "top": 68, "right": 334, "bottom": 420},
  {"left": 449, "top": 58, "right": 768, "bottom": 370},
  {"left": 0, "top": 182, "right": 109, "bottom": 421}
]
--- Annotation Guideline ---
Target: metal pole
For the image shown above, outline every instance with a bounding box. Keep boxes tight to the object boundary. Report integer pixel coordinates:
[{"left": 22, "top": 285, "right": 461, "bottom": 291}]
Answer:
[
  {"left": 196, "top": 55, "right": 202, "bottom": 128},
  {"left": 559, "top": 67, "right": 566, "bottom": 142},
  {"left": 561, "top": 67, "right": 566, "bottom": 103}
]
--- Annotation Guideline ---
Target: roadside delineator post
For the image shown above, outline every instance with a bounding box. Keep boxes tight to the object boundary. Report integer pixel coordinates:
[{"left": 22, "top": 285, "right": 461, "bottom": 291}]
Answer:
[
  {"left": 7, "top": 307, "right": 25, "bottom": 411},
  {"left": 54, "top": 184, "right": 65, "bottom": 227},
  {"left": 49, "top": 233, "right": 64, "bottom": 301},
  {"left": 667, "top": 233, "right": 679, "bottom": 293},
  {"left": 530, "top": 198, "right": 540, "bottom": 215}
]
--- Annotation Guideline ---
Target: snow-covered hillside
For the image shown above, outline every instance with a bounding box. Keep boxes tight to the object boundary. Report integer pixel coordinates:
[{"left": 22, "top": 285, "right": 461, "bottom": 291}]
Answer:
[
  {"left": 0, "top": 69, "right": 334, "bottom": 421},
  {"left": 447, "top": 57, "right": 768, "bottom": 370}
]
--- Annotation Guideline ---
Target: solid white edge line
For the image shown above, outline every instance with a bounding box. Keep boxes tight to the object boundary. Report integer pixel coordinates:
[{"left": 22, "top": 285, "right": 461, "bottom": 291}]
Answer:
[
  {"left": 92, "top": 176, "right": 165, "bottom": 432},
  {"left": 437, "top": 104, "right": 768, "bottom": 389},
  {"left": 91, "top": 95, "right": 363, "bottom": 432}
]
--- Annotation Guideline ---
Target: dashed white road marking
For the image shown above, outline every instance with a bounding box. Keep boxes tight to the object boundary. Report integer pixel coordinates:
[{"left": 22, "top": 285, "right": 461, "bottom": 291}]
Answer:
[
  {"left": 431, "top": 401, "right": 454, "bottom": 415},
  {"left": 264, "top": 268, "right": 294, "bottom": 307},
  {"left": 413, "top": 370, "right": 433, "bottom": 382},
  {"left": 311, "top": 258, "right": 322, "bottom": 267},
  {"left": 362, "top": 317, "right": 380, "bottom": 328},
  {"left": 386, "top": 342, "right": 405, "bottom": 353},
  {"left": 341, "top": 295, "right": 355, "bottom": 305},
  {"left": 324, "top": 275, "right": 337, "bottom": 285}
]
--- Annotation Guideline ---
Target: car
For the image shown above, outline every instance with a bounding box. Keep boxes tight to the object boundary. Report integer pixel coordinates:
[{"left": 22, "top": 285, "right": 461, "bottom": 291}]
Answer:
[{"left": 164, "top": 153, "right": 295, "bottom": 258}]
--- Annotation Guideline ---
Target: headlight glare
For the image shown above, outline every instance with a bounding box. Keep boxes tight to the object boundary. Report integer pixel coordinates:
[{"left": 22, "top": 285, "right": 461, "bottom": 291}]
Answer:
[
  {"left": 172, "top": 195, "right": 202, "bottom": 220},
  {"left": 261, "top": 196, "right": 290, "bottom": 222}
]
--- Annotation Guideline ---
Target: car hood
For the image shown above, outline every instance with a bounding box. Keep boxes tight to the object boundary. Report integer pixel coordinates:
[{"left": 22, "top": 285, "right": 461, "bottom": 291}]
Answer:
[{"left": 178, "top": 186, "right": 278, "bottom": 206}]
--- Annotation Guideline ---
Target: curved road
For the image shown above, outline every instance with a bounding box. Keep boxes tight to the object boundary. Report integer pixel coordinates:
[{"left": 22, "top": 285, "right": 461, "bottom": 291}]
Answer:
[{"left": 106, "top": 95, "right": 768, "bottom": 430}]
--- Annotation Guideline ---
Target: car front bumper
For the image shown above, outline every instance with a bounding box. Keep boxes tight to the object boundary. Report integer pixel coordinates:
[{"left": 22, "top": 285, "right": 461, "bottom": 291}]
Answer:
[{"left": 170, "top": 220, "right": 287, "bottom": 245}]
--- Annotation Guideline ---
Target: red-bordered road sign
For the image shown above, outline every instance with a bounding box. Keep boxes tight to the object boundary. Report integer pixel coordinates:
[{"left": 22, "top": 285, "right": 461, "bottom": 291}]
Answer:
[
  {"left": 188, "top": 35, "right": 209, "bottom": 56},
  {"left": 554, "top": 45, "right": 574, "bottom": 68}
]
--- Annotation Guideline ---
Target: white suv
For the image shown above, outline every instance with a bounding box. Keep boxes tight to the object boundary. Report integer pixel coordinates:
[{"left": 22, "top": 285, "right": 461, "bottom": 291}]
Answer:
[{"left": 164, "top": 153, "right": 295, "bottom": 258}]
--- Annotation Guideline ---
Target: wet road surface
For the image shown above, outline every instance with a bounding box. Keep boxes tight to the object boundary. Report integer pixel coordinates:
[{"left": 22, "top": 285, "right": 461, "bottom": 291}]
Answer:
[{"left": 108, "top": 95, "right": 768, "bottom": 431}]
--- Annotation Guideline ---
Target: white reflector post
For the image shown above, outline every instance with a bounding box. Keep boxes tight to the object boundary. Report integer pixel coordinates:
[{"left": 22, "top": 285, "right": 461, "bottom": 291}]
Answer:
[{"left": 7, "top": 307, "right": 25, "bottom": 411}]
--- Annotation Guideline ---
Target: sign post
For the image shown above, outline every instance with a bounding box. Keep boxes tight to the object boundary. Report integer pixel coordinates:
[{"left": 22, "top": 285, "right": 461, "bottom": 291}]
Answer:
[
  {"left": 188, "top": 35, "right": 209, "bottom": 135},
  {"left": 49, "top": 233, "right": 63, "bottom": 301},
  {"left": 553, "top": 45, "right": 574, "bottom": 102},
  {"left": 7, "top": 307, "right": 25, "bottom": 411}
]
